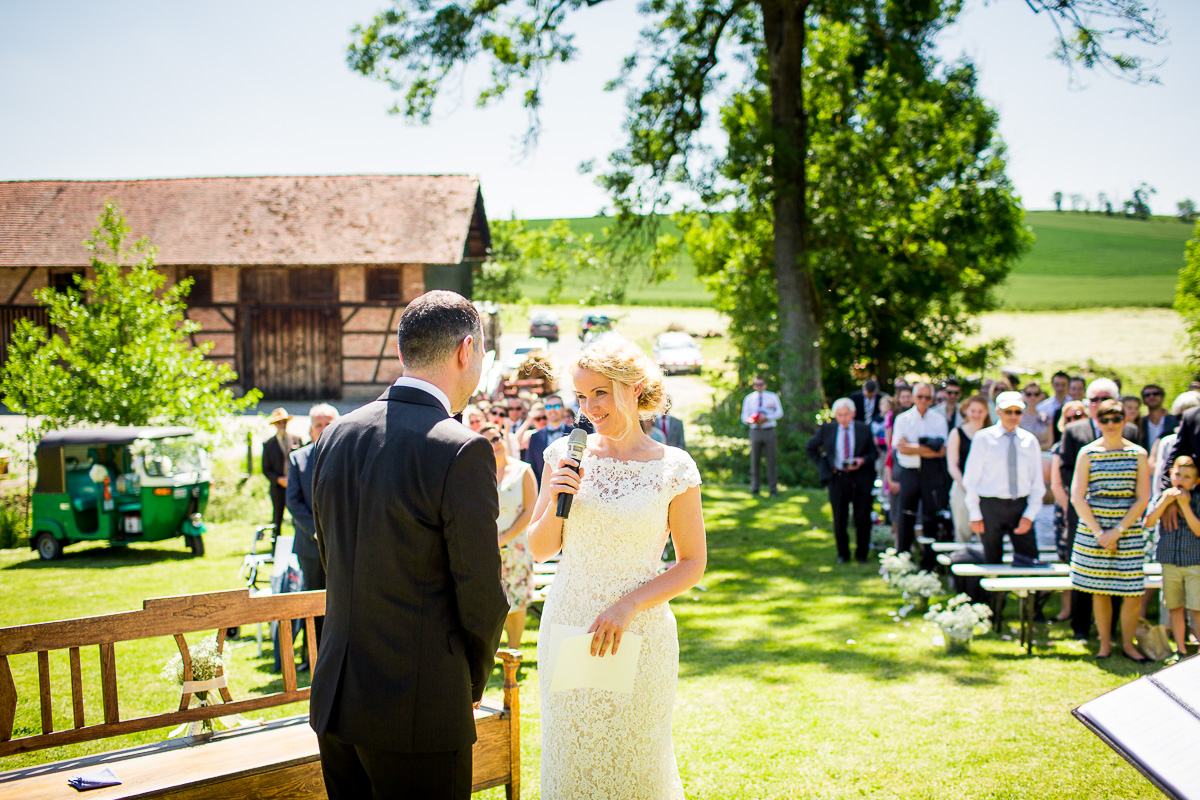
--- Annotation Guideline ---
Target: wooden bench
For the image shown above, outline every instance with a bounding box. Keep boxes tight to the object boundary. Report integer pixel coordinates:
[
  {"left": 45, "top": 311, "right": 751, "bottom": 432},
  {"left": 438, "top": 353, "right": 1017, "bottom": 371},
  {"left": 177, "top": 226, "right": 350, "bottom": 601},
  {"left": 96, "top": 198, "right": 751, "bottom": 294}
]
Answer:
[
  {"left": 0, "top": 588, "right": 521, "bottom": 799},
  {"left": 981, "top": 574, "right": 1164, "bottom": 655}
]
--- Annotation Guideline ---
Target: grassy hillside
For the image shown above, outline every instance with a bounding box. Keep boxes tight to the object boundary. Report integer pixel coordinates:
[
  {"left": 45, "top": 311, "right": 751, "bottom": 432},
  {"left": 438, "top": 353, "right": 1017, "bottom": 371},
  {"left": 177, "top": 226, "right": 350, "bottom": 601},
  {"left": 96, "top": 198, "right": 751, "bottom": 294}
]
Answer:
[{"left": 519, "top": 211, "right": 1194, "bottom": 310}]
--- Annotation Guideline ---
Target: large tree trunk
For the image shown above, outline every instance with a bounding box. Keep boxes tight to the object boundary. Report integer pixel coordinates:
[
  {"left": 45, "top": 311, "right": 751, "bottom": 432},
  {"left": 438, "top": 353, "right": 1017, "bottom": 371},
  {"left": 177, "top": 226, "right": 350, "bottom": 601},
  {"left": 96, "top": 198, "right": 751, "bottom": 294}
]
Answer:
[{"left": 762, "top": 0, "right": 824, "bottom": 439}]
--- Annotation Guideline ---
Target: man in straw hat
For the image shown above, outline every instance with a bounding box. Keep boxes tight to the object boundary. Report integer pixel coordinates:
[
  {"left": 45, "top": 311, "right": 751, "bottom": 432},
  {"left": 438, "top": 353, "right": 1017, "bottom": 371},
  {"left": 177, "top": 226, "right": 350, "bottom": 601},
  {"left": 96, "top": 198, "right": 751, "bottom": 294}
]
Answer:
[{"left": 262, "top": 407, "right": 303, "bottom": 544}]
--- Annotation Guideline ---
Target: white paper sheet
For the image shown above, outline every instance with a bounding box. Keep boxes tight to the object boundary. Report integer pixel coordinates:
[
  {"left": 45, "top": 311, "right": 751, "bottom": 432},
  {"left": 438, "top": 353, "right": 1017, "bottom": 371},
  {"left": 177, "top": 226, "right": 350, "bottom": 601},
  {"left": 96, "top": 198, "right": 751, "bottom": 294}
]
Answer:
[
  {"left": 547, "top": 624, "right": 644, "bottom": 694},
  {"left": 1077, "top": 675, "right": 1200, "bottom": 798}
]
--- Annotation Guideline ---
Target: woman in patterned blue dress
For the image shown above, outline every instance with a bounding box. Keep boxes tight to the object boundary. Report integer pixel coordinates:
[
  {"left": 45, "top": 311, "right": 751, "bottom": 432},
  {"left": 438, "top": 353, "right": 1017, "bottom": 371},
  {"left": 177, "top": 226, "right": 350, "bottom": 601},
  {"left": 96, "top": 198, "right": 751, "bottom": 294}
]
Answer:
[{"left": 1070, "top": 399, "right": 1151, "bottom": 662}]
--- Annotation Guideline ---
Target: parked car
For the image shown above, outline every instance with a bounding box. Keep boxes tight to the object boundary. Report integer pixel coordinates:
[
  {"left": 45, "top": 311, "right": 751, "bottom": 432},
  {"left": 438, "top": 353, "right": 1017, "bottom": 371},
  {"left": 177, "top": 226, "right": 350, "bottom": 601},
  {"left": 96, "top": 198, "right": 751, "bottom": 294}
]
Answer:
[
  {"left": 653, "top": 331, "right": 704, "bottom": 375},
  {"left": 529, "top": 310, "right": 559, "bottom": 342},
  {"left": 30, "top": 427, "right": 210, "bottom": 560},
  {"left": 504, "top": 337, "right": 551, "bottom": 372},
  {"left": 580, "top": 313, "right": 614, "bottom": 343}
]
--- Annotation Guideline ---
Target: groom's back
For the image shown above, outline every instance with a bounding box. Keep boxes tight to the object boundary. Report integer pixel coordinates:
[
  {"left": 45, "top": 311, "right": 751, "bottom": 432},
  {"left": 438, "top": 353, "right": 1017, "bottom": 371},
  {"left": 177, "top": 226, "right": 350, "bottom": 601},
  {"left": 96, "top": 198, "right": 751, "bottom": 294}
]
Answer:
[{"left": 309, "top": 387, "right": 503, "bottom": 753}]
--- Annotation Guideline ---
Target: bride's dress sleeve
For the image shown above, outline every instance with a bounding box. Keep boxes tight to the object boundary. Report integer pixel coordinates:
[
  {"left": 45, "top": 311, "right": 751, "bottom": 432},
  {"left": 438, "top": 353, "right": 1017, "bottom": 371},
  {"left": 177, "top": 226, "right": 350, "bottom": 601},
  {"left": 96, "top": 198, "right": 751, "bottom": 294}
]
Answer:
[{"left": 667, "top": 450, "right": 702, "bottom": 498}]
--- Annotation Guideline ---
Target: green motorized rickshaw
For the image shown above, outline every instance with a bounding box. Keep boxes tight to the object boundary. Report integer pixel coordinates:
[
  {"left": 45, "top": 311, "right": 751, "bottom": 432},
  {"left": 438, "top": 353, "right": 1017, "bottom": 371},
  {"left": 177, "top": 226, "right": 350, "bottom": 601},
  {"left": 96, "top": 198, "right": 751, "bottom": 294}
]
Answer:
[{"left": 30, "top": 427, "right": 211, "bottom": 560}]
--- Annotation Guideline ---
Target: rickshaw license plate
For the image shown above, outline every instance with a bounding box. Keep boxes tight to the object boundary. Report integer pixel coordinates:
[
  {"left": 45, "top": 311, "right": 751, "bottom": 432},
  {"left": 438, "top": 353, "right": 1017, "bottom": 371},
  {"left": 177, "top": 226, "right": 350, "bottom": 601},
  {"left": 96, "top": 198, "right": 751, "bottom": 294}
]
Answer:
[{"left": 173, "top": 488, "right": 187, "bottom": 499}]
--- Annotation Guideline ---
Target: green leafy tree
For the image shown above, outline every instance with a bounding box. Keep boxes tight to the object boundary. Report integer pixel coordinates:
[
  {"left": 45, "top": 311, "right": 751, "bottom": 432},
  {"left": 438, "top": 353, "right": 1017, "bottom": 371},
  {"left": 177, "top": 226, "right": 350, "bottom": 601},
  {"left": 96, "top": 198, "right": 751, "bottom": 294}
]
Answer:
[
  {"left": 1, "top": 202, "right": 262, "bottom": 438},
  {"left": 682, "top": 20, "right": 1025, "bottom": 484},
  {"left": 1054, "top": 191, "right": 1064, "bottom": 212},
  {"left": 1178, "top": 199, "right": 1198, "bottom": 223},
  {"left": 1124, "top": 182, "right": 1156, "bottom": 218},
  {"left": 347, "top": 0, "right": 1162, "bottom": 441},
  {"left": 1175, "top": 220, "right": 1200, "bottom": 368}
]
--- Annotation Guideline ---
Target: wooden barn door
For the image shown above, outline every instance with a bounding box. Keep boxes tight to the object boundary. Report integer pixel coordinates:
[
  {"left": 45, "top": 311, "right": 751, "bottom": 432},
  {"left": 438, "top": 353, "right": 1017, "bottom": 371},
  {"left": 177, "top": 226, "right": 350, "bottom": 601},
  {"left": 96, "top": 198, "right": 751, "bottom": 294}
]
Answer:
[
  {"left": 246, "top": 306, "right": 342, "bottom": 399},
  {"left": 0, "top": 306, "right": 51, "bottom": 371}
]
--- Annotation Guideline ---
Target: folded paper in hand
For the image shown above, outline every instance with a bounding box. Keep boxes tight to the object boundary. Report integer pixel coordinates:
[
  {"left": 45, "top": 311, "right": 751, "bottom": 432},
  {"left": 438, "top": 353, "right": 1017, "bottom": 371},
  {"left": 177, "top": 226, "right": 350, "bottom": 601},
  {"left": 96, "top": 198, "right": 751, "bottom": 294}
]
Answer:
[
  {"left": 67, "top": 767, "right": 121, "bottom": 792},
  {"left": 548, "top": 624, "right": 644, "bottom": 694}
]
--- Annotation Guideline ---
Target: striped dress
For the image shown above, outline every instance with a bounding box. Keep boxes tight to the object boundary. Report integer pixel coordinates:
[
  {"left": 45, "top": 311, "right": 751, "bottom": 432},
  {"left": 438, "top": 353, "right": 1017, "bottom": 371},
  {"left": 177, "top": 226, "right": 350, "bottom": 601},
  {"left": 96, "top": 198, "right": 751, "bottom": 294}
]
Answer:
[{"left": 1070, "top": 444, "right": 1146, "bottom": 596}]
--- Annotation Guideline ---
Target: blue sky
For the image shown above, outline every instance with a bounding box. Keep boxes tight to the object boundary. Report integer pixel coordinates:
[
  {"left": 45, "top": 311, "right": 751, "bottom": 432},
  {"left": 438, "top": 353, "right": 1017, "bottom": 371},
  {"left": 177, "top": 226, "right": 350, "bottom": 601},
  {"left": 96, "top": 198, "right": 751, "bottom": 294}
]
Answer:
[{"left": 0, "top": 0, "right": 1195, "bottom": 219}]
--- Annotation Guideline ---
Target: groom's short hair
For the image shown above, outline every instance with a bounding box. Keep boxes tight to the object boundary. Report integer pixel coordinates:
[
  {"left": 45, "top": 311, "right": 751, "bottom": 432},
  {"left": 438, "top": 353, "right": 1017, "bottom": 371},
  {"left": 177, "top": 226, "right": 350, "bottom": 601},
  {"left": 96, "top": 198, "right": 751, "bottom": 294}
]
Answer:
[{"left": 397, "top": 291, "right": 482, "bottom": 371}]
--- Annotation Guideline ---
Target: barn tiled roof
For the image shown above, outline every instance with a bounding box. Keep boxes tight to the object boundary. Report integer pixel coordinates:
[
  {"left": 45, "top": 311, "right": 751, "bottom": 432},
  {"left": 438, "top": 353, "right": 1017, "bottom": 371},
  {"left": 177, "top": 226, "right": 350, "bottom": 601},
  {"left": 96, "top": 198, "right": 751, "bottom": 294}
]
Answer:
[{"left": 0, "top": 175, "right": 488, "bottom": 267}]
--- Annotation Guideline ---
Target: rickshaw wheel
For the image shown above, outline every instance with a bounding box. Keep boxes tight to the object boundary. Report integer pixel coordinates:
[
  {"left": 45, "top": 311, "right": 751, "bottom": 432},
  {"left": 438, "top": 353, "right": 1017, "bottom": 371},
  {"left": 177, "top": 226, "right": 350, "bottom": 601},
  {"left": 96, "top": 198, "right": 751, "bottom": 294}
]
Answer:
[
  {"left": 186, "top": 535, "right": 205, "bottom": 557},
  {"left": 35, "top": 532, "right": 63, "bottom": 561}
]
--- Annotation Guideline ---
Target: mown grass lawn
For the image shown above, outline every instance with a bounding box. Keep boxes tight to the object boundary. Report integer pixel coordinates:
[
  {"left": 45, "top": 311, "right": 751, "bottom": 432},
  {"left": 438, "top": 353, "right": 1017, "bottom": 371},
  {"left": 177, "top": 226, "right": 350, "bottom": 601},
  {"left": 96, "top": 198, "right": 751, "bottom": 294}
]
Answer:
[{"left": 0, "top": 486, "right": 1160, "bottom": 798}]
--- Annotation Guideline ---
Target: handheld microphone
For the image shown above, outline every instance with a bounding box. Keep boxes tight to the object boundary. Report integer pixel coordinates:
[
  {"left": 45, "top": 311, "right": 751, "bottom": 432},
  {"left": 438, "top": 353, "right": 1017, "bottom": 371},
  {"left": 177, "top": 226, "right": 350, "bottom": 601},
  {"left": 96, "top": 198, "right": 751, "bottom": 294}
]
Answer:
[{"left": 556, "top": 428, "right": 589, "bottom": 519}]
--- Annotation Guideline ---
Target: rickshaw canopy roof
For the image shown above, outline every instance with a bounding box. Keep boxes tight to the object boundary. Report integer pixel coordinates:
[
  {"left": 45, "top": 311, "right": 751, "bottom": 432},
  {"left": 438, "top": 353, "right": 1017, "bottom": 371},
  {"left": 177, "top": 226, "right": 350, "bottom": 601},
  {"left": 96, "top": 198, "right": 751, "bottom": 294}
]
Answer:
[{"left": 37, "top": 427, "right": 196, "bottom": 450}]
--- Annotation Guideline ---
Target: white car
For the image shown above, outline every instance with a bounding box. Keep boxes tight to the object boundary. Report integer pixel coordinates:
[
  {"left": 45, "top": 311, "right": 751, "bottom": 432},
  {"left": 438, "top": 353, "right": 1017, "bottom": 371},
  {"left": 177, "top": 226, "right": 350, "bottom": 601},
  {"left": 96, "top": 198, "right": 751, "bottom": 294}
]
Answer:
[
  {"left": 653, "top": 332, "right": 704, "bottom": 375},
  {"left": 505, "top": 337, "right": 550, "bottom": 372}
]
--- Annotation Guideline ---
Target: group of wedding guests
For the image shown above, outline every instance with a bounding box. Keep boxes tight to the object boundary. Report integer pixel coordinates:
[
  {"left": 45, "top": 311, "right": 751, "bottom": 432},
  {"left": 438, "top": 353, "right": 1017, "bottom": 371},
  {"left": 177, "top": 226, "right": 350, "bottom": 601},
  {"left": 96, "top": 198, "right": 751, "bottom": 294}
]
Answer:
[{"left": 809, "top": 372, "right": 1200, "bottom": 662}]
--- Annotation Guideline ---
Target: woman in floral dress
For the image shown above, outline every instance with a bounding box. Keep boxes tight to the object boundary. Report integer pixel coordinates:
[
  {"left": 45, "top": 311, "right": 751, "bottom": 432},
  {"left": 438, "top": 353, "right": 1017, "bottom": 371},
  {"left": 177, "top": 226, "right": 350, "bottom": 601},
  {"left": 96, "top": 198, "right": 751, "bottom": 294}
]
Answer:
[{"left": 481, "top": 422, "right": 537, "bottom": 649}]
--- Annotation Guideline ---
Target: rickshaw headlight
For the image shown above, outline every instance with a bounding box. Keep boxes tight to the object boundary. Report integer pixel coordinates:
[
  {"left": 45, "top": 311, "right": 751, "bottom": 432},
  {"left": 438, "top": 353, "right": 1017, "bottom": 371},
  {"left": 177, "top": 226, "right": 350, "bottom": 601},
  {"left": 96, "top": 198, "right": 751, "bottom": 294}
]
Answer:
[{"left": 189, "top": 513, "right": 203, "bottom": 527}]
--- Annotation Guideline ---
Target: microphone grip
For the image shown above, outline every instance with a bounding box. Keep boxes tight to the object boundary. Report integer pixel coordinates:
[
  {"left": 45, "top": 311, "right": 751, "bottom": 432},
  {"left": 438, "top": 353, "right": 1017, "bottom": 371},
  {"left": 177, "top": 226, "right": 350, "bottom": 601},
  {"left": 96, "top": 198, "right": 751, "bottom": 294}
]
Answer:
[{"left": 555, "top": 463, "right": 580, "bottom": 519}]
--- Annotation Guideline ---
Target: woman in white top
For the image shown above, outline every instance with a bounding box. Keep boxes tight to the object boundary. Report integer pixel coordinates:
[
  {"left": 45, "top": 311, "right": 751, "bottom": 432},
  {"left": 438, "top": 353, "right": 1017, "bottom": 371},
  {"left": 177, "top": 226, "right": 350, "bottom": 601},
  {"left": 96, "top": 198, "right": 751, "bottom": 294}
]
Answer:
[{"left": 481, "top": 422, "right": 537, "bottom": 649}]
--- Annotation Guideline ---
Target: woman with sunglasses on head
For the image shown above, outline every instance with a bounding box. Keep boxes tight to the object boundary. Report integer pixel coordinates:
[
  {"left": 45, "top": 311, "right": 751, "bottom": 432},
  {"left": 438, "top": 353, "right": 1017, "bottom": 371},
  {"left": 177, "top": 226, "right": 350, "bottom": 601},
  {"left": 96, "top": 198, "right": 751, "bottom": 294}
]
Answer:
[
  {"left": 516, "top": 400, "right": 548, "bottom": 456},
  {"left": 528, "top": 336, "right": 706, "bottom": 799},
  {"left": 1070, "top": 398, "right": 1151, "bottom": 661},
  {"left": 480, "top": 422, "right": 538, "bottom": 650},
  {"left": 946, "top": 394, "right": 991, "bottom": 543}
]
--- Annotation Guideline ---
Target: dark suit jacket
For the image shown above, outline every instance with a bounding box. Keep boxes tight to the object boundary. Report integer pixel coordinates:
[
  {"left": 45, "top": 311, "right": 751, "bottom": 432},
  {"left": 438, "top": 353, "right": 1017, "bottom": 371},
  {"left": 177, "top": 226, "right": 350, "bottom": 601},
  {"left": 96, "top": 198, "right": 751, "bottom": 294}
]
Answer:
[
  {"left": 805, "top": 421, "right": 876, "bottom": 487},
  {"left": 262, "top": 432, "right": 303, "bottom": 494},
  {"left": 1139, "top": 413, "right": 1178, "bottom": 452},
  {"left": 850, "top": 391, "right": 883, "bottom": 424},
  {"left": 1160, "top": 406, "right": 1200, "bottom": 491},
  {"left": 652, "top": 414, "right": 686, "bottom": 450},
  {"left": 285, "top": 443, "right": 319, "bottom": 560},
  {"left": 526, "top": 424, "right": 574, "bottom": 487},
  {"left": 1059, "top": 418, "right": 1140, "bottom": 491},
  {"left": 309, "top": 386, "right": 508, "bottom": 753}
]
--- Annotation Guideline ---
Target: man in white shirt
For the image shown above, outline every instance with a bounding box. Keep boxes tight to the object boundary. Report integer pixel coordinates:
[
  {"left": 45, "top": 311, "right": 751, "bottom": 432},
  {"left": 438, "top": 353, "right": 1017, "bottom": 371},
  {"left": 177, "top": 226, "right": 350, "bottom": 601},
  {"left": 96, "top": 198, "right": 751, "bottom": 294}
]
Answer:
[
  {"left": 962, "top": 391, "right": 1046, "bottom": 565},
  {"left": 934, "top": 378, "right": 963, "bottom": 430},
  {"left": 1036, "top": 371, "right": 1069, "bottom": 417},
  {"left": 741, "top": 375, "right": 784, "bottom": 496},
  {"left": 892, "top": 382, "right": 951, "bottom": 552}
]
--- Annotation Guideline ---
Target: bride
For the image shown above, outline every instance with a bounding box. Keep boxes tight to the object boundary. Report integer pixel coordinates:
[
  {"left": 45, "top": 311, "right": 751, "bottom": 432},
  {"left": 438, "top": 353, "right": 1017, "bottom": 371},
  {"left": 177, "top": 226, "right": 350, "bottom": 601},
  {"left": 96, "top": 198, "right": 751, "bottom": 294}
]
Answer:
[{"left": 528, "top": 336, "right": 707, "bottom": 799}]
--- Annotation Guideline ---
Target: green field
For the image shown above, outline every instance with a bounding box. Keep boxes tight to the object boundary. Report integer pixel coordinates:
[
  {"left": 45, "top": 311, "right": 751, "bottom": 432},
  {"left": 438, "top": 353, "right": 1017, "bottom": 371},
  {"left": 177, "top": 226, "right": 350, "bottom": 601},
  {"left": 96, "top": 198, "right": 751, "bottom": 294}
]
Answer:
[{"left": 521, "top": 211, "right": 1194, "bottom": 310}]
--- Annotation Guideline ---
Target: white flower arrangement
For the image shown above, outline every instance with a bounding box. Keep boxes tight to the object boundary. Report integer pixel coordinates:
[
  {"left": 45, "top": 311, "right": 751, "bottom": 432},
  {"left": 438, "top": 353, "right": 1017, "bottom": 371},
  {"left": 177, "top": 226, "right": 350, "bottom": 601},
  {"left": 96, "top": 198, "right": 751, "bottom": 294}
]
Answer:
[
  {"left": 924, "top": 593, "right": 993, "bottom": 640},
  {"left": 895, "top": 570, "right": 942, "bottom": 599},
  {"left": 162, "top": 636, "right": 226, "bottom": 738},
  {"left": 877, "top": 547, "right": 917, "bottom": 588},
  {"left": 161, "top": 636, "right": 225, "bottom": 686}
]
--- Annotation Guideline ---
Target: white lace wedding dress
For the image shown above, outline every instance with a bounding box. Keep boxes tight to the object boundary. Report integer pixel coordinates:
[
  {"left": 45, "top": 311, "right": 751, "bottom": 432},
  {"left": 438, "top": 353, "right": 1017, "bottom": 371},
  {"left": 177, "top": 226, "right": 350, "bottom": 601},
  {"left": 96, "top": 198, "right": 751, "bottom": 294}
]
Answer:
[{"left": 537, "top": 437, "right": 701, "bottom": 799}]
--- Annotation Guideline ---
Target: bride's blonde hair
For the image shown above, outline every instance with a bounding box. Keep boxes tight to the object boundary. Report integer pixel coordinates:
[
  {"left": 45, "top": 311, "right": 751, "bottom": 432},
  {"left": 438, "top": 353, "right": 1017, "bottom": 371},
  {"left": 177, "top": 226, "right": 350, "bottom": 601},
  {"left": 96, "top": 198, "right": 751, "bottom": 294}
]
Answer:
[{"left": 573, "top": 337, "right": 669, "bottom": 438}]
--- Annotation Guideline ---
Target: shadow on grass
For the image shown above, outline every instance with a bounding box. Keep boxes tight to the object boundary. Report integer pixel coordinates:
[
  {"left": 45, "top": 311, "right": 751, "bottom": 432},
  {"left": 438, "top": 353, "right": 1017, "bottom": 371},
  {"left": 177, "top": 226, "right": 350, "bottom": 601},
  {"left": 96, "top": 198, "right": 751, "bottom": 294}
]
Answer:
[
  {"left": 672, "top": 486, "right": 1012, "bottom": 686},
  {"left": 3, "top": 543, "right": 197, "bottom": 570}
]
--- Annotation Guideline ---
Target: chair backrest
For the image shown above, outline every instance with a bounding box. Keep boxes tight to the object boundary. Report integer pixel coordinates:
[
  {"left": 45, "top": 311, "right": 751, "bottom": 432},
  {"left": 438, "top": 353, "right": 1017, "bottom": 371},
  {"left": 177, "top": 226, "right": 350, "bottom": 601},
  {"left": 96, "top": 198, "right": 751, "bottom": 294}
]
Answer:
[{"left": 0, "top": 588, "right": 325, "bottom": 758}]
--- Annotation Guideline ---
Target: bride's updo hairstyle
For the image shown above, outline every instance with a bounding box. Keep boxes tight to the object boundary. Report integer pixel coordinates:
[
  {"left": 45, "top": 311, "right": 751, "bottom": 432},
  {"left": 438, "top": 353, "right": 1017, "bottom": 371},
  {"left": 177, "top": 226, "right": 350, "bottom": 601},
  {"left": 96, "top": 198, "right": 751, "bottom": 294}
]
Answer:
[{"left": 574, "top": 336, "right": 669, "bottom": 437}]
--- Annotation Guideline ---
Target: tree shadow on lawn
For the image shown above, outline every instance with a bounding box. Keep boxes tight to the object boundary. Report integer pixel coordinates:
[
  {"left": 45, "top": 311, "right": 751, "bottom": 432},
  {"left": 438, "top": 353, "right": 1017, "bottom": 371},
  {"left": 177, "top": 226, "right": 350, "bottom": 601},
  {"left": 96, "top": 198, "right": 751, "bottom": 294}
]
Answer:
[
  {"left": 2, "top": 543, "right": 196, "bottom": 570},
  {"left": 677, "top": 488, "right": 1009, "bottom": 687}
]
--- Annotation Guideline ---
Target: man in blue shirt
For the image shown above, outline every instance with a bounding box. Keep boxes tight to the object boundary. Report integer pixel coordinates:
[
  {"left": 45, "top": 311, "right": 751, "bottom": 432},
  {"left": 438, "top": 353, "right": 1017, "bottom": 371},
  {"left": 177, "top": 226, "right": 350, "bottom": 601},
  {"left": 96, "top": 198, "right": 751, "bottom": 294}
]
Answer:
[
  {"left": 1145, "top": 455, "right": 1200, "bottom": 661},
  {"left": 525, "top": 393, "right": 572, "bottom": 487}
]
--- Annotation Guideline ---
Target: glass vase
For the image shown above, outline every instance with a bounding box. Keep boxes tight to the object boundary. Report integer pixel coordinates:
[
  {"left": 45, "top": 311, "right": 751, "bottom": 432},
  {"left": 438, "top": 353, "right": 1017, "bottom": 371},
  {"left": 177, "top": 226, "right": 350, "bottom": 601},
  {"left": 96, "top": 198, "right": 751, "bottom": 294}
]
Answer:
[{"left": 942, "top": 631, "right": 972, "bottom": 655}]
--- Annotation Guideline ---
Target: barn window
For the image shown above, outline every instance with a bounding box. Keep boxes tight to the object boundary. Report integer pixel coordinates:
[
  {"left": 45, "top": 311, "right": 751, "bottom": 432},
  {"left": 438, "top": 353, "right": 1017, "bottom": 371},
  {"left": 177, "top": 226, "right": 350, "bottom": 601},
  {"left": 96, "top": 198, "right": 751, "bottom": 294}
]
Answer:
[
  {"left": 50, "top": 269, "right": 85, "bottom": 293},
  {"left": 366, "top": 267, "right": 402, "bottom": 302},
  {"left": 183, "top": 267, "right": 213, "bottom": 305}
]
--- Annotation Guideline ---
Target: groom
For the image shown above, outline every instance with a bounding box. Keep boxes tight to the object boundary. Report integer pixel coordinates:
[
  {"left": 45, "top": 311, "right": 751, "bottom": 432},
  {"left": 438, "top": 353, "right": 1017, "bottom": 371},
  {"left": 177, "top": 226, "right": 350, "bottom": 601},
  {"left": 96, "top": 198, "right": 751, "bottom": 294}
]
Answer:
[{"left": 309, "top": 290, "right": 509, "bottom": 800}]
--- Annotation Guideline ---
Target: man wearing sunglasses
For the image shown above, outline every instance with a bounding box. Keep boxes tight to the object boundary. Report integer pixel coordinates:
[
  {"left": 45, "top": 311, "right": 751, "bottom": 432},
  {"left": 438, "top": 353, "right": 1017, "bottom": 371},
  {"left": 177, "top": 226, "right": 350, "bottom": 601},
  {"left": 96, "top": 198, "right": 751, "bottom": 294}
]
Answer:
[
  {"left": 962, "top": 391, "right": 1045, "bottom": 566},
  {"left": 1059, "top": 378, "right": 1138, "bottom": 640},
  {"left": 525, "top": 393, "right": 573, "bottom": 488},
  {"left": 1138, "top": 384, "right": 1177, "bottom": 455}
]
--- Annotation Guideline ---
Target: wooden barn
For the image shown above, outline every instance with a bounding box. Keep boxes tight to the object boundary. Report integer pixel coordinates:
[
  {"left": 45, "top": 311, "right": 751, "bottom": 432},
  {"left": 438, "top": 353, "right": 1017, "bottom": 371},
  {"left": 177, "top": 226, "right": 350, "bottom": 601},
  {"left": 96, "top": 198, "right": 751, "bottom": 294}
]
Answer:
[{"left": 0, "top": 175, "right": 490, "bottom": 400}]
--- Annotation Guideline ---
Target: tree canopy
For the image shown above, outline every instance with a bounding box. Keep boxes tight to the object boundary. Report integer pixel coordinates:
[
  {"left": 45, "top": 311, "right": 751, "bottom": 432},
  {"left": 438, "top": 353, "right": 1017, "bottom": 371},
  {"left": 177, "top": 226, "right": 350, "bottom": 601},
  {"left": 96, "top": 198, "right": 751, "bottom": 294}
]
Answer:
[
  {"left": 348, "top": 0, "right": 1163, "bottom": 451},
  {"left": 0, "top": 202, "right": 261, "bottom": 438}
]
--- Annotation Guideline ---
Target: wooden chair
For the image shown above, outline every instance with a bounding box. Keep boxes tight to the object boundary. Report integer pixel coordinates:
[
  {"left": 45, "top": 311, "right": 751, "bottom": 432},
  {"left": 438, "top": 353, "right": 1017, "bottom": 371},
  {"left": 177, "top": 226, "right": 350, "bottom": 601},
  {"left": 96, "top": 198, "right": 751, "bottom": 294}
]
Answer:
[{"left": 0, "top": 588, "right": 521, "bottom": 799}]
